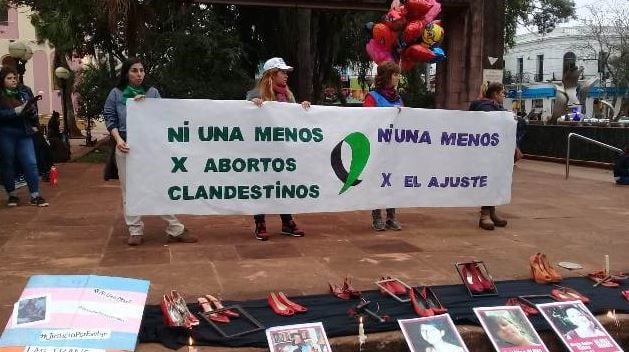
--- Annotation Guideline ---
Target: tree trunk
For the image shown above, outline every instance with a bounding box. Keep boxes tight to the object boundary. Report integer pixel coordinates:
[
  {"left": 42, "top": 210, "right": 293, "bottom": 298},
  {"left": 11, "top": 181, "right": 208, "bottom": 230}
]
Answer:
[
  {"left": 295, "top": 9, "right": 312, "bottom": 102},
  {"left": 54, "top": 51, "right": 83, "bottom": 138}
]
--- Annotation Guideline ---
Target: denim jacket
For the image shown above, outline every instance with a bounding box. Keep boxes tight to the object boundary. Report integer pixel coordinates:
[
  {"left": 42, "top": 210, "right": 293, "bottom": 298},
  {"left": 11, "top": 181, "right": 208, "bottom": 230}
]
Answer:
[
  {"left": 0, "top": 85, "right": 38, "bottom": 135},
  {"left": 103, "top": 86, "right": 160, "bottom": 138}
]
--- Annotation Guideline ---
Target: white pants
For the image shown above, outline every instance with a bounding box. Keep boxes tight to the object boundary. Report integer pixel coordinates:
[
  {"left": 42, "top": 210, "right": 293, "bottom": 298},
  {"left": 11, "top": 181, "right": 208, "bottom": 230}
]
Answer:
[{"left": 115, "top": 149, "right": 184, "bottom": 237}]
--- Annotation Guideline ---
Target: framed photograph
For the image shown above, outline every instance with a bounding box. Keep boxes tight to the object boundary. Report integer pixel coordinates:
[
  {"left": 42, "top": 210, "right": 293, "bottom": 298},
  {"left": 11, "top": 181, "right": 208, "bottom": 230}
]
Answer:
[
  {"left": 474, "top": 306, "right": 549, "bottom": 352},
  {"left": 13, "top": 295, "right": 49, "bottom": 326},
  {"left": 266, "top": 322, "right": 331, "bottom": 352},
  {"left": 537, "top": 301, "right": 623, "bottom": 352},
  {"left": 398, "top": 314, "right": 469, "bottom": 352}
]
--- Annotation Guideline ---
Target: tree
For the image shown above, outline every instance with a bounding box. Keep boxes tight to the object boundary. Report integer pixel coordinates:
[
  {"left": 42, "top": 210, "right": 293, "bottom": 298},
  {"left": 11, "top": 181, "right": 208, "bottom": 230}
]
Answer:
[
  {"left": 505, "top": 0, "right": 576, "bottom": 47},
  {"left": 580, "top": 2, "right": 629, "bottom": 116}
]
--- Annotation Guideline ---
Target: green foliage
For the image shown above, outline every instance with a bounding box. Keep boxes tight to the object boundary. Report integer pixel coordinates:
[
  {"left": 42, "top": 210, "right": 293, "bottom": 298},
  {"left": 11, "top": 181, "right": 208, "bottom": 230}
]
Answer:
[
  {"left": 505, "top": 0, "right": 576, "bottom": 46},
  {"left": 399, "top": 64, "right": 434, "bottom": 108},
  {"left": 76, "top": 64, "right": 113, "bottom": 121}
]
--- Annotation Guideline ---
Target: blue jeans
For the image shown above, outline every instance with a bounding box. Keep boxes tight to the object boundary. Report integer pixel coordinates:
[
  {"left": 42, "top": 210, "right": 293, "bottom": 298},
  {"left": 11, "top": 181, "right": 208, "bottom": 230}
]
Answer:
[{"left": 0, "top": 127, "right": 40, "bottom": 194}]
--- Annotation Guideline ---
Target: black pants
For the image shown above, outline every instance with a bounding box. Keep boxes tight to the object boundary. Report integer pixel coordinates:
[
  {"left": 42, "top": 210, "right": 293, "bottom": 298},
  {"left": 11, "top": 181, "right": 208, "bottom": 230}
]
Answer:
[
  {"left": 254, "top": 214, "right": 293, "bottom": 224},
  {"left": 32, "top": 131, "right": 53, "bottom": 176}
]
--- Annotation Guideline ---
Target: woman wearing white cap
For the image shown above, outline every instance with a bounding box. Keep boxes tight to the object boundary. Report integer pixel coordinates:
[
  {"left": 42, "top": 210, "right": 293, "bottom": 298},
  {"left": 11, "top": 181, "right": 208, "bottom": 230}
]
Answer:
[{"left": 247, "top": 57, "right": 311, "bottom": 241}]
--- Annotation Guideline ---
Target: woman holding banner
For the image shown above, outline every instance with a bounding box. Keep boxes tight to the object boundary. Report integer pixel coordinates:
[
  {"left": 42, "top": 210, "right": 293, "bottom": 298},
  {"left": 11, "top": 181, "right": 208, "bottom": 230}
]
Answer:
[
  {"left": 104, "top": 58, "right": 197, "bottom": 246},
  {"left": 468, "top": 82, "right": 510, "bottom": 231},
  {"left": 362, "top": 61, "right": 403, "bottom": 232},
  {"left": 247, "top": 57, "right": 310, "bottom": 241}
]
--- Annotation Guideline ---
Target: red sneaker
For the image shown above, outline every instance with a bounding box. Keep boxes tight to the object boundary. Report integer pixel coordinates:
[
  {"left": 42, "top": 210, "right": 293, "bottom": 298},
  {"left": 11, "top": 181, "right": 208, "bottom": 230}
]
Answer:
[
  {"left": 254, "top": 221, "right": 269, "bottom": 241},
  {"left": 281, "top": 220, "right": 304, "bottom": 237}
]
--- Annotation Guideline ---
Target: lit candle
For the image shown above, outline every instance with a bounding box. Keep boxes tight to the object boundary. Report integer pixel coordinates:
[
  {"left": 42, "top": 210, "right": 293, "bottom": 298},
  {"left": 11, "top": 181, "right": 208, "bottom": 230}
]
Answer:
[
  {"left": 188, "top": 336, "right": 197, "bottom": 352},
  {"left": 604, "top": 255, "right": 610, "bottom": 275},
  {"left": 358, "top": 316, "right": 366, "bottom": 345}
]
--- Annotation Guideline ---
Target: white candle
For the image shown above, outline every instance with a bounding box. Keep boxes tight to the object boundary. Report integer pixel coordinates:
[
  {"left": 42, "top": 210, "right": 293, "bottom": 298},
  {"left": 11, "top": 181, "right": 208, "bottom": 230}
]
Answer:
[
  {"left": 188, "top": 336, "right": 197, "bottom": 352},
  {"left": 358, "top": 316, "right": 366, "bottom": 345},
  {"left": 604, "top": 255, "right": 610, "bottom": 275}
]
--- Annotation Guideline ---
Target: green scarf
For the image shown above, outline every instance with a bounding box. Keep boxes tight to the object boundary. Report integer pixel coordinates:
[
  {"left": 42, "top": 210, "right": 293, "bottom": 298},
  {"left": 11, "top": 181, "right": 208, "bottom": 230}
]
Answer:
[
  {"left": 3, "top": 87, "right": 19, "bottom": 98},
  {"left": 121, "top": 85, "right": 146, "bottom": 105}
]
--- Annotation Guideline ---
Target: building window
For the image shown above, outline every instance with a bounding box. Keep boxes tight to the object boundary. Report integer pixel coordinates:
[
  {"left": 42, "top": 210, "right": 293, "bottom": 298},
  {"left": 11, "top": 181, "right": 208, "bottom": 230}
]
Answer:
[
  {"left": 536, "top": 55, "right": 544, "bottom": 82},
  {"left": 563, "top": 52, "right": 577, "bottom": 76},
  {"left": 0, "top": 5, "right": 8, "bottom": 25},
  {"left": 517, "top": 57, "right": 524, "bottom": 81}
]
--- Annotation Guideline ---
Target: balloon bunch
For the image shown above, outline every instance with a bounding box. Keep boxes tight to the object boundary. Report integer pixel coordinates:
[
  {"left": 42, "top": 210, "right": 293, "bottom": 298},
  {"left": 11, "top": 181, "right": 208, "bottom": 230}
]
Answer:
[{"left": 365, "top": 0, "right": 446, "bottom": 70}]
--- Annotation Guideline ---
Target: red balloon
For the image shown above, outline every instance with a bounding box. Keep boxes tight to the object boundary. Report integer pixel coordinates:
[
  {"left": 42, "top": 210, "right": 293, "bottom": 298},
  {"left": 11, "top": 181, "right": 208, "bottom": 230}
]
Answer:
[
  {"left": 400, "top": 55, "right": 416, "bottom": 71},
  {"left": 372, "top": 23, "right": 397, "bottom": 50},
  {"left": 405, "top": 0, "right": 433, "bottom": 20},
  {"left": 406, "top": 44, "right": 436, "bottom": 62},
  {"left": 383, "top": 8, "right": 406, "bottom": 31},
  {"left": 403, "top": 20, "right": 425, "bottom": 44}
]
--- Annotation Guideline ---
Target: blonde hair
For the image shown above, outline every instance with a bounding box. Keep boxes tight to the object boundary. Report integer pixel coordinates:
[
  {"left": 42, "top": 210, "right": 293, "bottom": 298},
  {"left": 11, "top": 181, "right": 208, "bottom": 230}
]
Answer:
[{"left": 256, "top": 68, "right": 296, "bottom": 102}]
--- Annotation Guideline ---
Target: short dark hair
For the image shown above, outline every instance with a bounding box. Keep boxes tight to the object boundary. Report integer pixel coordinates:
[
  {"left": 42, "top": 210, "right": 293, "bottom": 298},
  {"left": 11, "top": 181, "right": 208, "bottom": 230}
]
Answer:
[
  {"left": 484, "top": 82, "right": 504, "bottom": 99},
  {"left": 0, "top": 66, "right": 18, "bottom": 89},
  {"left": 117, "top": 57, "right": 148, "bottom": 89}
]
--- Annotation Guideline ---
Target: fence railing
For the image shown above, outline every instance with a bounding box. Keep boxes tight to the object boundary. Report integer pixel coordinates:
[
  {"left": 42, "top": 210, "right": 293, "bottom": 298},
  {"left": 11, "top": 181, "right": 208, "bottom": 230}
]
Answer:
[{"left": 565, "top": 133, "right": 623, "bottom": 178}]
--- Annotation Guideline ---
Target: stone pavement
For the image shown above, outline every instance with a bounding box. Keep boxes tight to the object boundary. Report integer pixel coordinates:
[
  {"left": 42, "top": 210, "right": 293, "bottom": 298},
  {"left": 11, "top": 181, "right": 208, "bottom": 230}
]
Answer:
[{"left": 0, "top": 159, "right": 627, "bottom": 351}]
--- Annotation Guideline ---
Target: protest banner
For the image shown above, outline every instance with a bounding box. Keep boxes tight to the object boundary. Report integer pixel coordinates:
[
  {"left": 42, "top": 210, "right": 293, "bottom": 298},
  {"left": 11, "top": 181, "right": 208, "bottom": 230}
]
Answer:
[{"left": 126, "top": 100, "right": 516, "bottom": 215}]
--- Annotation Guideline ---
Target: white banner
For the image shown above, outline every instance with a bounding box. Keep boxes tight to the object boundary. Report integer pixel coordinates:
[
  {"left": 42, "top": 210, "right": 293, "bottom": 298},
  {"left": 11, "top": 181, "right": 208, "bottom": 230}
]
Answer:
[{"left": 126, "top": 100, "right": 516, "bottom": 216}]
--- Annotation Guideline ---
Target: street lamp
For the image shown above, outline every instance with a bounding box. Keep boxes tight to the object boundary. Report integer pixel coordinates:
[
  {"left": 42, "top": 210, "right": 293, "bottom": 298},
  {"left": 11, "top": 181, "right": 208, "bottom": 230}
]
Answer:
[
  {"left": 54, "top": 67, "right": 71, "bottom": 148},
  {"left": 8, "top": 41, "right": 33, "bottom": 84}
]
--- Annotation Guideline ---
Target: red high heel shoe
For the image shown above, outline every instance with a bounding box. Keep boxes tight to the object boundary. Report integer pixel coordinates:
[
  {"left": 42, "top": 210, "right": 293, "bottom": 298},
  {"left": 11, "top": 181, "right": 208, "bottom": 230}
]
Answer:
[
  {"left": 468, "top": 263, "right": 493, "bottom": 291},
  {"left": 329, "top": 282, "right": 351, "bottom": 299},
  {"left": 420, "top": 286, "right": 447, "bottom": 315},
  {"left": 460, "top": 264, "right": 484, "bottom": 293},
  {"left": 622, "top": 290, "right": 629, "bottom": 301},
  {"left": 550, "top": 286, "right": 589, "bottom": 303},
  {"left": 268, "top": 292, "right": 295, "bottom": 316},
  {"left": 384, "top": 276, "right": 407, "bottom": 295},
  {"left": 588, "top": 271, "right": 620, "bottom": 287},
  {"left": 409, "top": 288, "right": 434, "bottom": 317},
  {"left": 342, "top": 276, "right": 362, "bottom": 298},
  {"left": 205, "top": 294, "right": 240, "bottom": 318},
  {"left": 171, "top": 291, "right": 199, "bottom": 327},
  {"left": 198, "top": 297, "right": 230, "bottom": 323},
  {"left": 505, "top": 297, "right": 538, "bottom": 316},
  {"left": 276, "top": 292, "right": 307, "bottom": 313}
]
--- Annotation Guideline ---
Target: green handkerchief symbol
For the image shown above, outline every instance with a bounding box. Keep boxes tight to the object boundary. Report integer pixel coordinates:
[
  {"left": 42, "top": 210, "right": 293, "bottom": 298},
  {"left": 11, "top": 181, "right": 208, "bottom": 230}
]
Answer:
[{"left": 330, "top": 132, "right": 371, "bottom": 194}]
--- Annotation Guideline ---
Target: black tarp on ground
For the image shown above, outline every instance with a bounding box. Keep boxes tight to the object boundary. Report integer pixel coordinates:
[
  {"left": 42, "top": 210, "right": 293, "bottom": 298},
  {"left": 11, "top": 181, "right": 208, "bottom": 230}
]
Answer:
[{"left": 139, "top": 277, "right": 628, "bottom": 349}]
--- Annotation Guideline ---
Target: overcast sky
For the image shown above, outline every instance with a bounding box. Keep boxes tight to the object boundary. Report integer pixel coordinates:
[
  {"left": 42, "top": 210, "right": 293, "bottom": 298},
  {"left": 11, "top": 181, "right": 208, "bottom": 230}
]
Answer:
[{"left": 517, "top": 0, "right": 623, "bottom": 35}]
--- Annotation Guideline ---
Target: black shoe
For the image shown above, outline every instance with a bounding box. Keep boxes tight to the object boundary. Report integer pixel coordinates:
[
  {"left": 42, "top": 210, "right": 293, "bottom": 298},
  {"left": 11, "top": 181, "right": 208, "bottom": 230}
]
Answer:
[
  {"left": 7, "top": 196, "right": 19, "bottom": 207},
  {"left": 281, "top": 220, "right": 305, "bottom": 237},
  {"left": 30, "top": 196, "right": 49, "bottom": 207},
  {"left": 255, "top": 221, "right": 269, "bottom": 241}
]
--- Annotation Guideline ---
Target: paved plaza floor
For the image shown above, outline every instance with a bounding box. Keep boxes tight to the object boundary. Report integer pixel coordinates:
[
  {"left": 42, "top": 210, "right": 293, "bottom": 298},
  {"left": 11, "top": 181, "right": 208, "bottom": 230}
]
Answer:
[{"left": 0, "top": 159, "right": 627, "bottom": 351}]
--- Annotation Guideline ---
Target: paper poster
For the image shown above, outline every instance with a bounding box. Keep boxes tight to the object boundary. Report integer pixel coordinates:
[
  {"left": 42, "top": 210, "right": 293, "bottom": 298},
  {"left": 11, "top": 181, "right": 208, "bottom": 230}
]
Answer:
[
  {"left": 0, "top": 275, "right": 150, "bottom": 352},
  {"left": 266, "top": 322, "right": 331, "bottom": 352},
  {"left": 537, "top": 301, "right": 623, "bottom": 352},
  {"left": 474, "top": 306, "right": 549, "bottom": 352},
  {"left": 398, "top": 314, "right": 469, "bottom": 352}
]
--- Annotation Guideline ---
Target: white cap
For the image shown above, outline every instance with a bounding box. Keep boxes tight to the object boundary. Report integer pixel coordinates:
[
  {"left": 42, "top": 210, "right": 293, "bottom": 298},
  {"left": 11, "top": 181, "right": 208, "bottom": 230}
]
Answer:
[{"left": 263, "top": 57, "right": 293, "bottom": 73}]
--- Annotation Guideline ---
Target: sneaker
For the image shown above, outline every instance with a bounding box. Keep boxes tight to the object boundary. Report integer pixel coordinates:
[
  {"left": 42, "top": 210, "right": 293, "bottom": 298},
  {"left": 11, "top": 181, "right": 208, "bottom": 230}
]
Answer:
[
  {"left": 29, "top": 196, "right": 49, "bottom": 207},
  {"left": 255, "top": 221, "right": 269, "bottom": 241},
  {"left": 281, "top": 220, "right": 304, "bottom": 237},
  {"left": 127, "top": 235, "right": 143, "bottom": 246},
  {"left": 372, "top": 218, "right": 385, "bottom": 231},
  {"left": 7, "top": 196, "right": 19, "bottom": 207},
  {"left": 385, "top": 218, "right": 402, "bottom": 231},
  {"left": 167, "top": 229, "right": 198, "bottom": 243}
]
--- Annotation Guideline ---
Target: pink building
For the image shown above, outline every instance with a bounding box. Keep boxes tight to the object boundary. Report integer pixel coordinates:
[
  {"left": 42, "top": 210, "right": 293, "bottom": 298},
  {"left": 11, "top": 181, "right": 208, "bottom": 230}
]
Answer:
[{"left": 1, "top": 5, "right": 62, "bottom": 115}]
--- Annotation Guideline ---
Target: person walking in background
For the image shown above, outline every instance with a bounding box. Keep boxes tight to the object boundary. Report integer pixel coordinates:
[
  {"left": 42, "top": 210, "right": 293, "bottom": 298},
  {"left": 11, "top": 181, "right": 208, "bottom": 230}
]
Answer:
[
  {"left": 247, "top": 57, "right": 310, "bottom": 241},
  {"left": 104, "top": 57, "right": 197, "bottom": 246},
  {"left": 0, "top": 67, "right": 48, "bottom": 207},
  {"left": 613, "top": 145, "right": 629, "bottom": 185},
  {"left": 363, "top": 61, "right": 403, "bottom": 232},
  {"left": 468, "top": 82, "right": 510, "bottom": 231}
]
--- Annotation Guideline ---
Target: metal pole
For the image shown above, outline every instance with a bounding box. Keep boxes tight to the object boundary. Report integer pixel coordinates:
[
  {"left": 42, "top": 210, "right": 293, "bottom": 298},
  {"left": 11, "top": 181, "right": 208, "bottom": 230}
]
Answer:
[{"left": 61, "top": 80, "right": 70, "bottom": 149}]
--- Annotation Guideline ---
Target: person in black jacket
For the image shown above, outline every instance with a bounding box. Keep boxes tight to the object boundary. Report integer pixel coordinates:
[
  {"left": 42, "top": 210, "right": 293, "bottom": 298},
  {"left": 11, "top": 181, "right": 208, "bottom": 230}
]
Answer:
[
  {"left": 0, "top": 67, "right": 48, "bottom": 207},
  {"left": 468, "top": 82, "right": 509, "bottom": 230},
  {"left": 614, "top": 145, "right": 629, "bottom": 185}
]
